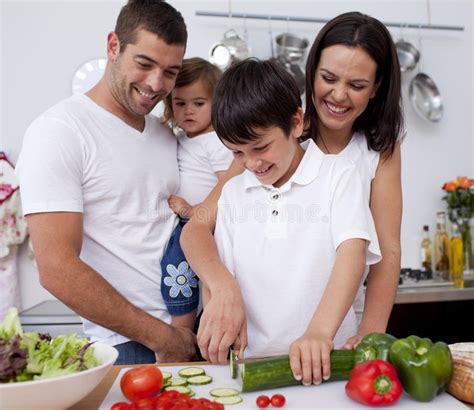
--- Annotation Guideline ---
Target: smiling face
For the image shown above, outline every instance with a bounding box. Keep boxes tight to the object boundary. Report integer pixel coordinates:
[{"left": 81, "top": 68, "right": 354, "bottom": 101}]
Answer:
[
  {"left": 313, "top": 44, "right": 379, "bottom": 140},
  {"left": 107, "top": 29, "right": 185, "bottom": 124},
  {"left": 171, "top": 79, "right": 213, "bottom": 137},
  {"left": 222, "top": 110, "right": 305, "bottom": 188}
]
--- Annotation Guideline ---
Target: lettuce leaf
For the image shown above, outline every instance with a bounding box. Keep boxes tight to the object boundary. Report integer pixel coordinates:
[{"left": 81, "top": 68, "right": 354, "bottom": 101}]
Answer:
[
  {"left": 0, "top": 307, "right": 23, "bottom": 341},
  {"left": 0, "top": 307, "right": 98, "bottom": 383}
]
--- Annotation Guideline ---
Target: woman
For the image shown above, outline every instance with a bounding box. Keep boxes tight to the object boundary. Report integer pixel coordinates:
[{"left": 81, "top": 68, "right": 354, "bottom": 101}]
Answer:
[{"left": 181, "top": 11, "right": 403, "bottom": 366}]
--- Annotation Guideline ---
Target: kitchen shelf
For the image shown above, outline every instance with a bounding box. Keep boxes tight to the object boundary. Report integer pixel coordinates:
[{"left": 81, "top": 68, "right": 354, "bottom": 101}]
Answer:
[{"left": 195, "top": 11, "right": 464, "bottom": 32}]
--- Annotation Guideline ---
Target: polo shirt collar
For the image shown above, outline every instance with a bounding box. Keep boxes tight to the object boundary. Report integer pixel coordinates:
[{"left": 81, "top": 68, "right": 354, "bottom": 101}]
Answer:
[{"left": 243, "top": 138, "right": 324, "bottom": 190}]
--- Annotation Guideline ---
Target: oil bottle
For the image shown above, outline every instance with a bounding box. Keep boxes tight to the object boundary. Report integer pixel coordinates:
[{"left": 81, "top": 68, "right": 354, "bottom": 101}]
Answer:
[
  {"left": 420, "top": 225, "right": 432, "bottom": 277},
  {"left": 434, "top": 211, "right": 450, "bottom": 281},
  {"left": 449, "top": 223, "right": 464, "bottom": 288}
]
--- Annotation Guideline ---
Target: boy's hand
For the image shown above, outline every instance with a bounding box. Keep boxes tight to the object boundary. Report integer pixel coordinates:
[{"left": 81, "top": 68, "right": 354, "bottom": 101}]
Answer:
[
  {"left": 168, "top": 195, "right": 192, "bottom": 218},
  {"left": 289, "top": 332, "right": 333, "bottom": 386}
]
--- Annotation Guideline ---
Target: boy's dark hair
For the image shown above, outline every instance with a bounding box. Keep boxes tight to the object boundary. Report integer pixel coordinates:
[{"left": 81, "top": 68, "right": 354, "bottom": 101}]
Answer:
[
  {"left": 163, "top": 57, "right": 222, "bottom": 125},
  {"left": 115, "top": 0, "right": 187, "bottom": 52},
  {"left": 212, "top": 58, "right": 302, "bottom": 145},
  {"left": 304, "top": 11, "right": 403, "bottom": 156}
]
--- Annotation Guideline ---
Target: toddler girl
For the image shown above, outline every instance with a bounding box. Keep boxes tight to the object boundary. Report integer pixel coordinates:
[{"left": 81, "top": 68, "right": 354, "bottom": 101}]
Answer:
[{"left": 160, "top": 57, "right": 232, "bottom": 330}]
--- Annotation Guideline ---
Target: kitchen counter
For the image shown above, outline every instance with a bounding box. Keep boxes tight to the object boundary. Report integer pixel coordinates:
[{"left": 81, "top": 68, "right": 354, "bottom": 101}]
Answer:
[
  {"left": 71, "top": 363, "right": 472, "bottom": 410},
  {"left": 395, "top": 285, "right": 474, "bottom": 304}
]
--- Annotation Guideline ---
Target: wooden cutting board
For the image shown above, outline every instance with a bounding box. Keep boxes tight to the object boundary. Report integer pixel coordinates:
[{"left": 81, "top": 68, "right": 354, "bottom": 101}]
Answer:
[{"left": 99, "top": 364, "right": 467, "bottom": 409}]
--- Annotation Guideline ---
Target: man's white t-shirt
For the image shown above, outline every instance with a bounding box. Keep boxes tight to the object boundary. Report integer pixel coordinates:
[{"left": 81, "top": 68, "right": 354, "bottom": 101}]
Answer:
[
  {"left": 176, "top": 130, "right": 233, "bottom": 205},
  {"left": 16, "top": 94, "right": 179, "bottom": 346},
  {"left": 214, "top": 139, "right": 381, "bottom": 358}
]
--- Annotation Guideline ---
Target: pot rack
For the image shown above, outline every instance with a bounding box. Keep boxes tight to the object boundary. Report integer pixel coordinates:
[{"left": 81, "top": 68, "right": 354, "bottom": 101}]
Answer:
[{"left": 195, "top": 11, "right": 464, "bottom": 32}]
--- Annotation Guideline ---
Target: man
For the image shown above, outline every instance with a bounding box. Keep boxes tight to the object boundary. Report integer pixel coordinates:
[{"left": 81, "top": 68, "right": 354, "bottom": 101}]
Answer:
[{"left": 16, "top": 0, "right": 196, "bottom": 364}]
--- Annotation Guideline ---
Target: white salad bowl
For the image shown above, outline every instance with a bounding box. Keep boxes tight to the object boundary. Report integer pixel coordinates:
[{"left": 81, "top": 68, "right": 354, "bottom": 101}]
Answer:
[{"left": 0, "top": 342, "right": 118, "bottom": 409}]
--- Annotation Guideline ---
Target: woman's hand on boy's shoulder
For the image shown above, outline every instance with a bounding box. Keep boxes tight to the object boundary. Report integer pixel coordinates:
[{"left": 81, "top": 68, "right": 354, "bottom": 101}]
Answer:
[{"left": 288, "top": 331, "right": 334, "bottom": 386}]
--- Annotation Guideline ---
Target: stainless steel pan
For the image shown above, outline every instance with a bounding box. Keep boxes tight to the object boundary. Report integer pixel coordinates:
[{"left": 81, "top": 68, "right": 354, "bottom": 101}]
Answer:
[
  {"left": 275, "top": 33, "right": 309, "bottom": 65},
  {"left": 396, "top": 39, "right": 420, "bottom": 72},
  {"left": 409, "top": 72, "right": 443, "bottom": 122}
]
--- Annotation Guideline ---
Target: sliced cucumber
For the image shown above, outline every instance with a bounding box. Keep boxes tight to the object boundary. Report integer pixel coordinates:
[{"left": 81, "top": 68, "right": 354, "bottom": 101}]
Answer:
[
  {"left": 186, "top": 375, "right": 213, "bottom": 385},
  {"left": 178, "top": 366, "right": 206, "bottom": 378},
  {"left": 169, "top": 377, "right": 188, "bottom": 386},
  {"left": 164, "top": 385, "right": 192, "bottom": 395},
  {"left": 161, "top": 371, "right": 173, "bottom": 382},
  {"left": 230, "top": 350, "right": 238, "bottom": 379},
  {"left": 214, "top": 395, "right": 243, "bottom": 405},
  {"left": 209, "top": 387, "right": 240, "bottom": 397},
  {"left": 188, "top": 390, "right": 196, "bottom": 397}
]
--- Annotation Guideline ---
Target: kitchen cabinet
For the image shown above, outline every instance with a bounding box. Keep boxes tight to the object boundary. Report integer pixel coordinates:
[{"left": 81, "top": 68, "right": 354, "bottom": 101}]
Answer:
[
  {"left": 388, "top": 299, "right": 474, "bottom": 344},
  {"left": 19, "top": 300, "right": 85, "bottom": 338}
]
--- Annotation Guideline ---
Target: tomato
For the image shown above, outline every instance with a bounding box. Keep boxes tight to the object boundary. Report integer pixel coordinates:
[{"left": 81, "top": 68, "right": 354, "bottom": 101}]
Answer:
[
  {"left": 130, "top": 398, "right": 154, "bottom": 410},
  {"left": 158, "top": 391, "right": 179, "bottom": 400},
  {"left": 120, "top": 365, "right": 163, "bottom": 402},
  {"left": 256, "top": 395, "right": 270, "bottom": 408},
  {"left": 111, "top": 402, "right": 131, "bottom": 410},
  {"left": 206, "top": 403, "right": 224, "bottom": 410},
  {"left": 271, "top": 394, "right": 286, "bottom": 407}
]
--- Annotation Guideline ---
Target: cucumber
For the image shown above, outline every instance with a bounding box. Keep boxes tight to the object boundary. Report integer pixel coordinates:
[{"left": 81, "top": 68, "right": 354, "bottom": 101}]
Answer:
[
  {"left": 214, "top": 395, "right": 243, "bottom": 405},
  {"left": 230, "top": 350, "right": 238, "bottom": 379},
  {"left": 164, "top": 385, "right": 192, "bottom": 395},
  {"left": 240, "top": 350, "right": 354, "bottom": 392},
  {"left": 178, "top": 367, "right": 206, "bottom": 378},
  {"left": 210, "top": 388, "right": 240, "bottom": 397},
  {"left": 161, "top": 371, "right": 173, "bottom": 382},
  {"left": 169, "top": 377, "right": 188, "bottom": 387},
  {"left": 186, "top": 375, "right": 213, "bottom": 385}
]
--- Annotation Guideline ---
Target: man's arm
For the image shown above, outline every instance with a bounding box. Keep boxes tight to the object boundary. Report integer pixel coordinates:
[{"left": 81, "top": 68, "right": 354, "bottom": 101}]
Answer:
[
  {"left": 27, "top": 211, "right": 196, "bottom": 362},
  {"left": 180, "top": 160, "right": 246, "bottom": 363},
  {"left": 344, "top": 144, "right": 402, "bottom": 347}
]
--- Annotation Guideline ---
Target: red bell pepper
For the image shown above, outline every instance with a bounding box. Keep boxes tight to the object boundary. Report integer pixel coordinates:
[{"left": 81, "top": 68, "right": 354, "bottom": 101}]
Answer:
[{"left": 345, "top": 359, "right": 403, "bottom": 406}]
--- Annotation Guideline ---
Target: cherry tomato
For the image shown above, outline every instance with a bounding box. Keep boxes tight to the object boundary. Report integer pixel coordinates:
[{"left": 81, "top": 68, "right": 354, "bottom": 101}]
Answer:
[
  {"left": 158, "top": 390, "right": 179, "bottom": 400},
  {"left": 256, "top": 395, "right": 270, "bottom": 408},
  {"left": 111, "top": 402, "right": 131, "bottom": 410},
  {"left": 120, "top": 365, "right": 163, "bottom": 402},
  {"left": 271, "top": 393, "right": 286, "bottom": 407},
  {"left": 130, "top": 398, "right": 154, "bottom": 410},
  {"left": 206, "top": 403, "right": 224, "bottom": 410}
]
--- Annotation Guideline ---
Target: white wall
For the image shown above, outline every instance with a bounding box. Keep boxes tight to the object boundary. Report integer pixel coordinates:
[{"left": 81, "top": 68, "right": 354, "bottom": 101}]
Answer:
[{"left": 1, "top": 0, "right": 473, "bottom": 310}]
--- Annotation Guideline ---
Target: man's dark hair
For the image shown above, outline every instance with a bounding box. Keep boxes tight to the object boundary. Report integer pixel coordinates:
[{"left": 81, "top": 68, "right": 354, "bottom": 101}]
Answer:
[
  {"left": 212, "top": 58, "right": 302, "bottom": 145},
  {"left": 115, "top": 0, "right": 187, "bottom": 52}
]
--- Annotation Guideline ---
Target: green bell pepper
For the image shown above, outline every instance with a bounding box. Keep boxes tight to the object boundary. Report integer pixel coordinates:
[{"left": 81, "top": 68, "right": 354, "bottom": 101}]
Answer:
[
  {"left": 354, "top": 332, "right": 398, "bottom": 363},
  {"left": 389, "top": 335, "right": 453, "bottom": 402}
]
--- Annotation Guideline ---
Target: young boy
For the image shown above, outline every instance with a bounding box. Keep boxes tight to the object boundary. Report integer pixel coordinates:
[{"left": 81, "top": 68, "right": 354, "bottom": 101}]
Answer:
[{"left": 211, "top": 59, "right": 381, "bottom": 385}]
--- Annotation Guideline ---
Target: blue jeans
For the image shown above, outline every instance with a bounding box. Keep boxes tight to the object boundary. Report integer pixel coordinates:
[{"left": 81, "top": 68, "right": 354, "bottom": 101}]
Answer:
[
  {"left": 114, "top": 341, "right": 156, "bottom": 365},
  {"left": 160, "top": 218, "right": 199, "bottom": 316}
]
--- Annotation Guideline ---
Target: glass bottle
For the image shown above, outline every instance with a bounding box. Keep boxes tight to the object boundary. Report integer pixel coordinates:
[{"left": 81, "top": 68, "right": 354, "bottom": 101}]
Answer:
[
  {"left": 420, "top": 225, "right": 432, "bottom": 277},
  {"left": 434, "top": 211, "right": 450, "bottom": 281},
  {"left": 450, "top": 223, "right": 464, "bottom": 288}
]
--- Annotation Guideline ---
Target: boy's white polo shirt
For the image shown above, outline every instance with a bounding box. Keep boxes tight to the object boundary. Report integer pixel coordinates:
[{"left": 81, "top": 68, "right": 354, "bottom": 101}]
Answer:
[{"left": 215, "top": 139, "right": 381, "bottom": 358}]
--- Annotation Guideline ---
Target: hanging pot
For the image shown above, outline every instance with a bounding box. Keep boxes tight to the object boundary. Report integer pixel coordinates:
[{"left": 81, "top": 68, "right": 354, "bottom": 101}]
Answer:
[
  {"left": 209, "top": 29, "right": 250, "bottom": 70},
  {"left": 275, "top": 32, "right": 309, "bottom": 65},
  {"left": 409, "top": 72, "right": 443, "bottom": 122},
  {"left": 395, "top": 39, "right": 420, "bottom": 72},
  {"left": 270, "top": 56, "right": 305, "bottom": 95}
]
